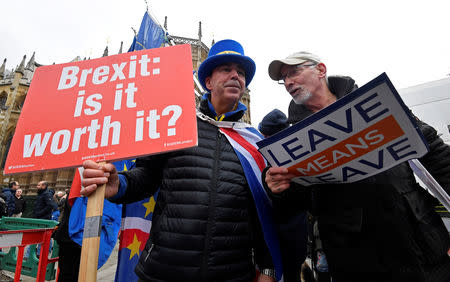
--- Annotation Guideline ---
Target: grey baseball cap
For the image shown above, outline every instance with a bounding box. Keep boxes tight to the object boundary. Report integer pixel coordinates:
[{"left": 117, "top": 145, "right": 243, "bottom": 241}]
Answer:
[{"left": 268, "top": 51, "right": 321, "bottom": 81}]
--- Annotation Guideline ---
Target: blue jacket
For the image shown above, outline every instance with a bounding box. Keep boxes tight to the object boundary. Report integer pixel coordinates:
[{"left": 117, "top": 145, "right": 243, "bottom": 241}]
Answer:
[{"left": 2, "top": 188, "right": 15, "bottom": 216}]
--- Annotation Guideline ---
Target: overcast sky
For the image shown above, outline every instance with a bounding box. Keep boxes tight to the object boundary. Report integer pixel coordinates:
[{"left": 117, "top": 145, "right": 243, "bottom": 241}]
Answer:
[{"left": 2, "top": 0, "right": 449, "bottom": 127}]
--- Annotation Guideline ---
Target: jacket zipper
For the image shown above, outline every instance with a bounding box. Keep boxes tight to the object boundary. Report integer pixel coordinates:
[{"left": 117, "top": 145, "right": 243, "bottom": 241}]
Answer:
[
  {"left": 144, "top": 243, "right": 154, "bottom": 262},
  {"left": 201, "top": 129, "right": 221, "bottom": 279}
]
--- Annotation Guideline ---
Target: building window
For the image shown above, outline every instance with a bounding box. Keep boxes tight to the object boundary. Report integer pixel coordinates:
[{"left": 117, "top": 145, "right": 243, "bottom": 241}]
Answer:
[
  {"left": 14, "top": 97, "right": 25, "bottom": 111},
  {"left": 0, "top": 93, "right": 7, "bottom": 110},
  {"left": 1, "top": 134, "right": 13, "bottom": 169}
]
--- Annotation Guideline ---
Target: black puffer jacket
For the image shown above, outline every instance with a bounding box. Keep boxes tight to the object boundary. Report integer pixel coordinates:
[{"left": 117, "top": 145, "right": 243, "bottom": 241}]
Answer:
[
  {"left": 118, "top": 100, "right": 272, "bottom": 281},
  {"left": 274, "top": 76, "right": 450, "bottom": 282}
]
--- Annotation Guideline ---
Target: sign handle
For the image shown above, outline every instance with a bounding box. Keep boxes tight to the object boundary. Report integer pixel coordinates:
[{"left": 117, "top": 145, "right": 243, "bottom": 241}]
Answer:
[{"left": 78, "top": 161, "right": 106, "bottom": 282}]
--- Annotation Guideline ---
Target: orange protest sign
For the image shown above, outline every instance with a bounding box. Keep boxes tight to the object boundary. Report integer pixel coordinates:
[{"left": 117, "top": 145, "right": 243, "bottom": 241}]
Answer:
[{"left": 4, "top": 44, "right": 197, "bottom": 174}]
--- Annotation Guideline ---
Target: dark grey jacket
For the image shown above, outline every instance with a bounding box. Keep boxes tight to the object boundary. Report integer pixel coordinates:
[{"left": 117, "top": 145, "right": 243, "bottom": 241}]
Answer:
[
  {"left": 117, "top": 100, "right": 272, "bottom": 281},
  {"left": 34, "top": 188, "right": 57, "bottom": 219},
  {"left": 274, "top": 76, "right": 450, "bottom": 282},
  {"left": 1, "top": 188, "right": 15, "bottom": 216}
]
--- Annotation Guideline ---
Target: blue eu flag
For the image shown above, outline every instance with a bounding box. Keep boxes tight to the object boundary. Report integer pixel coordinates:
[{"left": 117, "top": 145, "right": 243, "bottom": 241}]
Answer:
[{"left": 128, "top": 12, "right": 165, "bottom": 52}]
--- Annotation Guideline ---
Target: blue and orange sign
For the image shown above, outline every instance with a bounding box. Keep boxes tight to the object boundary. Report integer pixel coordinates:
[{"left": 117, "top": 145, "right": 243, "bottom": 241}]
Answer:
[{"left": 257, "top": 73, "right": 429, "bottom": 185}]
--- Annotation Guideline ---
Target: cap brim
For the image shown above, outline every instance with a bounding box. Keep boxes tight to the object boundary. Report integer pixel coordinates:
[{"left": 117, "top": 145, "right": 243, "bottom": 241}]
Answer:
[
  {"left": 268, "top": 58, "right": 309, "bottom": 81},
  {"left": 198, "top": 54, "right": 256, "bottom": 91}
]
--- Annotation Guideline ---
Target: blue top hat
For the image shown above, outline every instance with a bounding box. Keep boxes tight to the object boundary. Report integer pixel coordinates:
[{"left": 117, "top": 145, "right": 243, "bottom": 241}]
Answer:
[{"left": 198, "top": 39, "right": 256, "bottom": 91}]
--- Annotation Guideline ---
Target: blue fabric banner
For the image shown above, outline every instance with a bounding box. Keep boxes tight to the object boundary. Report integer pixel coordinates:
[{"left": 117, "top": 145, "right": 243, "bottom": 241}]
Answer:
[{"left": 128, "top": 12, "right": 165, "bottom": 52}]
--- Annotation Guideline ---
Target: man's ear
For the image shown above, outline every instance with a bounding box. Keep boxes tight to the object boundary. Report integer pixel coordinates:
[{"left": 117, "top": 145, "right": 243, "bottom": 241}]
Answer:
[
  {"left": 316, "top": 63, "right": 327, "bottom": 78},
  {"left": 205, "top": 76, "right": 212, "bottom": 91}
]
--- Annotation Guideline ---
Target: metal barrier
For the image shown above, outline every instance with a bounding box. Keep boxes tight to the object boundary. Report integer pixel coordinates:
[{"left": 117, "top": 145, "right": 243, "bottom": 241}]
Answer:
[{"left": 0, "top": 217, "right": 59, "bottom": 281}]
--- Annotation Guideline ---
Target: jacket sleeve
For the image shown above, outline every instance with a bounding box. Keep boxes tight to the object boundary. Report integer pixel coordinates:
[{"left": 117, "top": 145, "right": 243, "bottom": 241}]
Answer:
[
  {"left": 261, "top": 167, "right": 312, "bottom": 222},
  {"left": 6, "top": 192, "right": 15, "bottom": 216},
  {"left": 114, "top": 154, "right": 164, "bottom": 204},
  {"left": 416, "top": 118, "right": 450, "bottom": 194},
  {"left": 23, "top": 198, "right": 27, "bottom": 213}
]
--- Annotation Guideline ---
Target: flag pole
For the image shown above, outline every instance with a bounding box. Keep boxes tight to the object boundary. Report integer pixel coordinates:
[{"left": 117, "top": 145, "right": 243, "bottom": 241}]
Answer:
[
  {"left": 78, "top": 161, "right": 107, "bottom": 282},
  {"left": 144, "top": 9, "right": 208, "bottom": 95},
  {"left": 409, "top": 159, "right": 450, "bottom": 212}
]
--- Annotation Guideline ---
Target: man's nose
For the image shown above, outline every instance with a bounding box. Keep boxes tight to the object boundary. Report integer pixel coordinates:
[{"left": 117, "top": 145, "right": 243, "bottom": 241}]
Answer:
[
  {"left": 229, "top": 68, "right": 240, "bottom": 79},
  {"left": 284, "top": 77, "right": 294, "bottom": 89}
]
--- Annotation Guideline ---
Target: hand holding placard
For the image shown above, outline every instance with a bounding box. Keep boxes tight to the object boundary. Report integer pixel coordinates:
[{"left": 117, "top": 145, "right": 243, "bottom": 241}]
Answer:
[{"left": 80, "top": 160, "right": 119, "bottom": 198}]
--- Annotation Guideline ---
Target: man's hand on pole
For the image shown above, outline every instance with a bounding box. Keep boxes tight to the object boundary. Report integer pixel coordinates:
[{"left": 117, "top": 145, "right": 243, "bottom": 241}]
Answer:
[{"left": 80, "top": 160, "right": 120, "bottom": 198}]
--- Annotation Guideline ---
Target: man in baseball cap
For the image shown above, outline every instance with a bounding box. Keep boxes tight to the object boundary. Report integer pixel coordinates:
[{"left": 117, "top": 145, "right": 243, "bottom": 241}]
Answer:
[
  {"left": 268, "top": 51, "right": 321, "bottom": 81},
  {"left": 264, "top": 50, "right": 450, "bottom": 282}
]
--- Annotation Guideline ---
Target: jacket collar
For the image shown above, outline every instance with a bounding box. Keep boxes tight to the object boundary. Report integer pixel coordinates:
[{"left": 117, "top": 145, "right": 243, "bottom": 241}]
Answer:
[
  {"left": 37, "top": 188, "right": 48, "bottom": 195},
  {"left": 199, "top": 93, "right": 246, "bottom": 122}
]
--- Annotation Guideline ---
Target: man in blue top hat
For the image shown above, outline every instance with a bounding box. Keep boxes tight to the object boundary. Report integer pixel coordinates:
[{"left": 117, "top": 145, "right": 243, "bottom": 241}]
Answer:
[{"left": 80, "top": 39, "right": 276, "bottom": 281}]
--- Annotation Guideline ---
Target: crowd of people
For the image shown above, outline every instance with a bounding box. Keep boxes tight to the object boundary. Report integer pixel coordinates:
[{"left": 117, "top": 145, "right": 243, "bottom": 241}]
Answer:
[
  {"left": 1, "top": 39, "right": 449, "bottom": 282},
  {"left": 0, "top": 180, "right": 66, "bottom": 220}
]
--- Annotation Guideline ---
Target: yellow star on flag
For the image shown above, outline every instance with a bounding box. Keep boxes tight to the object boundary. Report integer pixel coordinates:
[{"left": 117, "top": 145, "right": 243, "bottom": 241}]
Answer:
[
  {"left": 121, "top": 159, "right": 136, "bottom": 172},
  {"left": 142, "top": 197, "right": 156, "bottom": 217},
  {"left": 127, "top": 233, "right": 142, "bottom": 260}
]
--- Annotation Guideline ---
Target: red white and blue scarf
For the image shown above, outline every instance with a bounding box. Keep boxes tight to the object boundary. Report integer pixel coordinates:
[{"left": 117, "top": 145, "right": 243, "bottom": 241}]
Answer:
[{"left": 198, "top": 112, "right": 283, "bottom": 281}]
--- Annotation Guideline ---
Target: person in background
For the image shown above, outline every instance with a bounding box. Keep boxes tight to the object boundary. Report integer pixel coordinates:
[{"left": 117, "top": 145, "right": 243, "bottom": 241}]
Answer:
[
  {"left": 52, "top": 190, "right": 66, "bottom": 221},
  {"left": 12, "top": 188, "right": 26, "bottom": 217},
  {"left": 34, "top": 181, "right": 57, "bottom": 220},
  {"left": 258, "top": 109, "right": 290, "bottom": 138},
  {"left": 264, "top": 51, "right": 450, "bottom": 282},
  {"left": 54, "top": 191, "right": 65, "bottom": 208},
  {"left": 0, "top": 191, "right": 6, "bottom": 253},
  {"left": 0, "top": 191, "right": 7, "bottom": 218},
  {"left": 27, "top": 181, "right": 58, "bottom": 259},
  {"left": 2, "top": 181, "right": 19, "bottom": 216},
  {"left": 52, "top": 189, "right": 81, "bottom": 282},
  {"left": 259, "top": 109, "right": 311, "bottom": 282}
]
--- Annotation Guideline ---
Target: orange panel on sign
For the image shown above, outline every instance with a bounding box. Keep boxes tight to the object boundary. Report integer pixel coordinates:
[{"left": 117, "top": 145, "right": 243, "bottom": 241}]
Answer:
[{"left": 288, "top": 115, "right": 404, "bottom": 176}]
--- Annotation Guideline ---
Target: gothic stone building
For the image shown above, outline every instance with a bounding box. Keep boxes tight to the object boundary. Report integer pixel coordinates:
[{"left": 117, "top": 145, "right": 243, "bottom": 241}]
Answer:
[{"left": 0, "top": 53, "right": 76, "bottom": 194}]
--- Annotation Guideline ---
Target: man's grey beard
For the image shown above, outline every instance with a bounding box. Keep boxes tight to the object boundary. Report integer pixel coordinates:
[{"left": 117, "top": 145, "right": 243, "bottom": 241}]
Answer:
[{"left": 292, "top": 89, "right": 313, "bottom": 105}]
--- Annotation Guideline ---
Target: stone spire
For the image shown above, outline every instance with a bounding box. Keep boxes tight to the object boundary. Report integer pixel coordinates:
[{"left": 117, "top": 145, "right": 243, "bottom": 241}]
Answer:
[
  {"left": 198, "top": 21, "right": 202, "bottom": 41},
  {"left": 103, "top": 46, "right": 109, "bottom": 57},
  {"left": 0, "top": 58, "right": 6, "bottom": 79},
  {"left": 16, "top": 55, "right": 26, "bottom": 74},
  {"left": 164, "top": 16, "right": 168, "bottom": 30},
  {"left": 26, "top": 52, "right": 36, "bottom": 70},
  {"left": 118, "top": 41, "right": 123, "bottom": 54}
]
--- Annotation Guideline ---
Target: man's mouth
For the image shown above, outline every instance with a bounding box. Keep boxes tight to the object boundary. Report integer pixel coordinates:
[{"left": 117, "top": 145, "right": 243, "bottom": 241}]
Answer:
[
  {"left": 289, "top": 87, "right": 302, "bottom": 97},
  {"left": 224, "top": 81, "right": 241, "bottom": 89}
]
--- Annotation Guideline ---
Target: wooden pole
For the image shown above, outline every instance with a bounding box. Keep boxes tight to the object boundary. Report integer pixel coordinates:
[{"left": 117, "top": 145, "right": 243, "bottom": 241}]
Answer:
[{"left": 78, "top": 162, "right": 106, "bottom": 282}]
